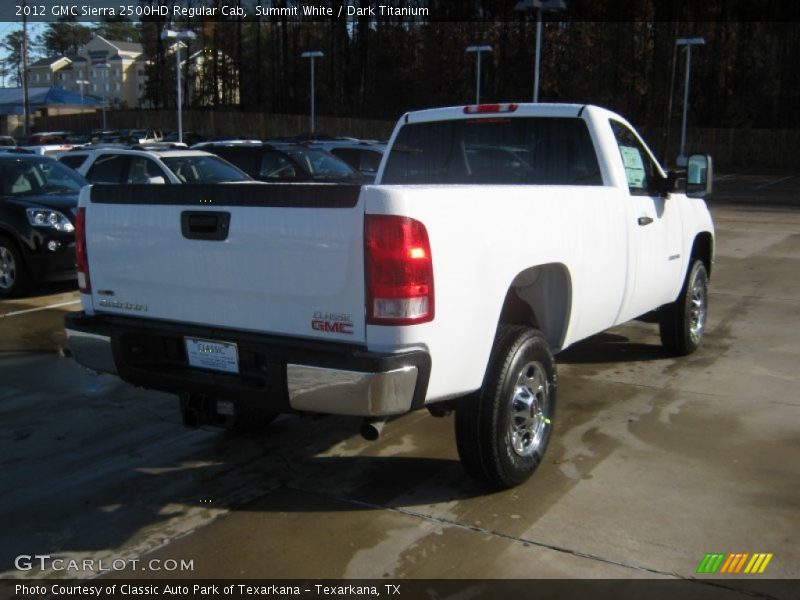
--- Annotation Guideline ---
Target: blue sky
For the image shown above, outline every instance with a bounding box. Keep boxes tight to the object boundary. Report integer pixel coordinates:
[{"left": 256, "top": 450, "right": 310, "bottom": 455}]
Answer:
[{"left": 1, "top": 22, "right": 61, "bottom": 85}]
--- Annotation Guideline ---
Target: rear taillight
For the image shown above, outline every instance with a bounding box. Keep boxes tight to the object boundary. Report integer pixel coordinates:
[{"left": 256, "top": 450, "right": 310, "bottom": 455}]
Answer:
[
  {"left": 365, "top": 215, "right": 434, "bottom": 325},
  {"left": 75, "top": 207, "right": 91, "bottom": 293}
]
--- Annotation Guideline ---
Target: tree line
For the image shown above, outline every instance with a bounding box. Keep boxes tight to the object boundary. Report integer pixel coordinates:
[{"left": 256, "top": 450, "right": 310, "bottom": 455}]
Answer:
[{"left": 2, "top": 1, "right": 798, "bottom": 132}]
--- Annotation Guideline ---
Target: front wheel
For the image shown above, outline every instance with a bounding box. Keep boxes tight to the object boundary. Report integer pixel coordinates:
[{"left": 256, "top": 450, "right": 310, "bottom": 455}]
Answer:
[
  {"left": 659, "top": 259, "right": 709, "bottom": 356},
  {"left": 455, "top": 326, "right": 557, "bottom": 489},
  {"left": 0, "top": 236, "right": 30, "bottom": 298}
]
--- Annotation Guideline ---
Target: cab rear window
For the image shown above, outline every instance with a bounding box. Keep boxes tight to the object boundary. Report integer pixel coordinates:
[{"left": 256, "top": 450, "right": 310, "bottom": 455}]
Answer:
[{"left": 382, "top": 117, "right": 602, "bottom": 185}]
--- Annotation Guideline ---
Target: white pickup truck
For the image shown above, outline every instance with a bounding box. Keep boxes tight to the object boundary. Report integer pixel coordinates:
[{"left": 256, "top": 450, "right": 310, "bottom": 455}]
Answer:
[{"left": 65, "top": 103, "right": 714, "bottom": 489}]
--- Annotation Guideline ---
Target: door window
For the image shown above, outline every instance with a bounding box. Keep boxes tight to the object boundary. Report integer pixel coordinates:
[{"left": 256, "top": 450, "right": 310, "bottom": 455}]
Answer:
[
  {"left": 125, "top": 157, "right": 166, "bottom": 183},
  {"left": 609, "top": 120, "right": 661, "bottom": 195},
  {"left": 86, "top": 154, "right": 127, "bottom": 183},
  {"left": 260, "top": 152, "right": 296, "bottom": 179}
]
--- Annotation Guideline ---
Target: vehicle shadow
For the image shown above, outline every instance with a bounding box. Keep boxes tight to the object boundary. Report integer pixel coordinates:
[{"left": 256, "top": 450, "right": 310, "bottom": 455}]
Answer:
[
  {"left": 4, "top": 324, "right": 677, "bottom": 575},
  {"left": 28, "top": 280, "right": 78, "bottom": 297},
  {"left": 558, "top": 331, "right": 669, "bottom": 365},
  {"left": 0, "top": 383, "right": 486, "bottom": 577}
]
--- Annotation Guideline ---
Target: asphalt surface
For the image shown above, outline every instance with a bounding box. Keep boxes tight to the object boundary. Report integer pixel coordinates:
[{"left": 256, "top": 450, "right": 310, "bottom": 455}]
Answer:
[{"left": 1, "top": 174, "right": 798, "bottom": 596}]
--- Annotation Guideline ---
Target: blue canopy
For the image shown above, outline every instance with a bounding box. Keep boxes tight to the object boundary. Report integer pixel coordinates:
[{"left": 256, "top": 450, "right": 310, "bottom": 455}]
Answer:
[{"left": 0, "top": 86, "right": 99, "bottom": 114}]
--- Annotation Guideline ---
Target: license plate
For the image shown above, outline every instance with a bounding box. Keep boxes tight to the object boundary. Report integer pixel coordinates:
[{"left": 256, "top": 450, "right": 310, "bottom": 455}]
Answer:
[{"left": 185, "top": 337, "right": 239, "bottom": 374}]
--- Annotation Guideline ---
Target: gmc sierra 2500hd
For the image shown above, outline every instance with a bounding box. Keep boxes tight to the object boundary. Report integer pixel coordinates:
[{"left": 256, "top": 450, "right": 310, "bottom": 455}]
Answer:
[{"left": 65, "top": 103, "right": 714, "bottom": 489}]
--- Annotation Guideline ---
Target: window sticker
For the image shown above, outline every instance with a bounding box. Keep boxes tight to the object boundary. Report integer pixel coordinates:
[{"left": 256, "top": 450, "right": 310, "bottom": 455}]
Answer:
[{"left": 619, "top": 145, "right": 646, "bottom": 188}]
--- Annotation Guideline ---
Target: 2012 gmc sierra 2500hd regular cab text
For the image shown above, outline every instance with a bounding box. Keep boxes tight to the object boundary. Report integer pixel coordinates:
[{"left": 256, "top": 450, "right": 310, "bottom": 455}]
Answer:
[{"left": 65, "top": 103, "right": 714, "bottom": 489}]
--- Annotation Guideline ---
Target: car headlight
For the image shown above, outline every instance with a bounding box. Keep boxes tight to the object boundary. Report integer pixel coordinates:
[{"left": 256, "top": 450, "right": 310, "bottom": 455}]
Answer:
[{"left": 26, "top": 208, "right": 75, "bottom": 233}]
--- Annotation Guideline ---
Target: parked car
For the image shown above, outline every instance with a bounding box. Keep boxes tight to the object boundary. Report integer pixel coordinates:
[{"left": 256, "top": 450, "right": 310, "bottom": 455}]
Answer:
[
  {"left": 18, "top": 132, "right": 72, "bottom": 146},
  {"left": 0, "top": 136, "right": 17, "bottom": 147},
  {"left": 65, "top": 134, "right": 91, "bottom": 147},
  {"left": 58, "top": 148, "right": 252, "bottom": 184},
  {"left": 306, "top": 140, "right": 387, "bottom": 182},
  {"left": 198, "top": 142, "right": 366, "bottom": 183},
  {"left": 18, "top": 132, "right": 75, "bottom": 156},
  {"left": 0, "top": 155, "right": 85, "bottom": 297},
  {"left": 21, "top": 144, "right": 76, "bottom": 157},
  {"left": 0, "top": 147, "right": 35, "bottom": 155},
  {"left": 120, "top": 129, "right": 164, "bottom": 144},
  {"left": 89, "top": 129, "right": 121, "bottom": 143},
  {"left": 162, "top": 131, "right": 205, "bottom": 147}
]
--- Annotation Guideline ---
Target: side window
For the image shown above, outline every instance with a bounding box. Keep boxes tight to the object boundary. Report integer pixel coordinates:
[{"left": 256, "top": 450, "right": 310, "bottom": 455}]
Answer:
[
  {"left": 260, "top": 152, "right": 296, "bottom": 179},
  {"left": 218, "top": 150, "right": 258, "bottom": 176},
  {"left": 58, "top": 155, "right": 87, "bottom": 170},
  {"left": 126, "top": 157, "right": 165, "bottom": 184},
  {"left": 358, "top": 150, "right": 383, "bottom": 173},
  {"left": 609, "top": 120, "right": 660, "bottom": 195},
  {"left": 330, "top": 148, "right": 359, "bottom": 169},
  {"left": 86, "top": 154, "right": 128, "bottom": 183}
]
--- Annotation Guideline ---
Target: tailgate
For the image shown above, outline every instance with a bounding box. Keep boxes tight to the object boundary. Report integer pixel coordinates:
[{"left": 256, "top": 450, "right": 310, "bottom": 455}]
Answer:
[{"left": 83, "top": 184, "right": 366, "bottom": 344}]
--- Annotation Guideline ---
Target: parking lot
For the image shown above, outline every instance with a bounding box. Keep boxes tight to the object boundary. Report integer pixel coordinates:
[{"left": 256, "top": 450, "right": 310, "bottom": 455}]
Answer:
[{"left": 1, "top": 174, "right": 798, "bottom": 595}]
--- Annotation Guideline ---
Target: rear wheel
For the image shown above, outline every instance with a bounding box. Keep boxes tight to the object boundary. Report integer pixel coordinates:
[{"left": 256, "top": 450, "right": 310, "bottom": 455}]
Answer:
[
  {"left": 0, "top": 236, "right": 30, "bottom": 298},
  {"left": 659, "top": 259, "right": 708, "bottom": 356},
  {"left": 455, "top": 326, "right": 557, "bottom": 489}
]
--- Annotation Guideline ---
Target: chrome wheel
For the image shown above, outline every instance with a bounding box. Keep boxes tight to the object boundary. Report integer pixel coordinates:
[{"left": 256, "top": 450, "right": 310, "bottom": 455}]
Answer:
[
  {"left": 508, "top": 360, "right": 550, "bottom": 458},
  {"left": 688, "top": 268, "right": 707, "bottom": 344},
  {"left": 456, "top": 326, "right": 556, "bottom": 488},
  {"left": 0, "top": 245, "right": 16, "bottom": 291}
]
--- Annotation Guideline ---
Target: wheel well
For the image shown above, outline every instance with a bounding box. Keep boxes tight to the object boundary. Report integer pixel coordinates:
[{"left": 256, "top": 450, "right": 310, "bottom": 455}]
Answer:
[
  {"left": 691, "top": 232, "right": 714, "bottom": 278},
  {"left": 0, "top": 229, "right": 29, "bottom": 265},
  {"left": 0, "top": 229, "right": 23, "bottom": 253},
  {"left": 497, "top": 264, "right": 572, "bottom": 351}
]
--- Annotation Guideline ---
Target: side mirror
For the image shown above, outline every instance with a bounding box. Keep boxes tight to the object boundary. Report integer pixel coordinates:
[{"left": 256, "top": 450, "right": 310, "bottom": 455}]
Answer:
[
  {"left": 148, "top": 176, "right": 166, "bottom": 185},
  {"left": 686, "top": 154, "right": 713, "bottom": 198},
  {"left": 655, "top": 170, "right": 680, "bottom": 196}
]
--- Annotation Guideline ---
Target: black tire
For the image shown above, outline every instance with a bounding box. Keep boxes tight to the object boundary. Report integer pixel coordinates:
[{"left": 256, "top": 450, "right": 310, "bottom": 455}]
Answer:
[
  {"left": 0, "top": 235, "right": 30, "bottom": 298},
  {"left": 455, "top": 325, "right": 557, "bottom": 489},
  {"left": 659, "top": 259, "right": 709, "bottom": 356}
]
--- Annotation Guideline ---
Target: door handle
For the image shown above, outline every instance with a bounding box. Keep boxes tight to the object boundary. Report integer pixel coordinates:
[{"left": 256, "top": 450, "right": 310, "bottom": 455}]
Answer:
[
  {"left": 181, "top": 211, "right": 230, "bottom": 240},
  {"left": 638, "top": 216, "right": 654, "bottom": 226}
]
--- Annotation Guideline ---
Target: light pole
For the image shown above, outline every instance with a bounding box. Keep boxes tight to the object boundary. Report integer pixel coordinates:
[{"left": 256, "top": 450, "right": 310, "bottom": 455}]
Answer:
[
  {"left": 22, "top": 6, "right": 30, "bottom": 136},
  {"left": 162, "top": 29, "right": 197, "bottom": 144},
  {"left": 301, "top": 50, "right": 323, "bottom": 134},
  {"left": 76, "top": 79, "right": 89, "bottom": 106},
  {"left": 515, "top": 0, "right": 566, "bottom": 102},
  {"left": 675, "top": 37, "right": 705, "bottom": 167},
  {"left": 466, "top": 45, "right": 492, "bottom": 104},
  {"left": 96, "top": 63, "right": 109, "bottom": 130}
]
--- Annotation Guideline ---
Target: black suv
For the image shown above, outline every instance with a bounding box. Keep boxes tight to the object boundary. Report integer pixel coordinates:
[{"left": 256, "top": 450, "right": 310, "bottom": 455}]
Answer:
[
  {"left": 197, "top": 142, "right": 366, "bottom": 183},
  {"left": 0, "top": 155, "right": 86, "bottom": 297}
]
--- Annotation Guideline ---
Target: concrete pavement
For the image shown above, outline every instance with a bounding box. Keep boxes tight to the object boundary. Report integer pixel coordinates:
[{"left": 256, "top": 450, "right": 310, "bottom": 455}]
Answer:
[{"left": 0, "top": 199, "right": 798, "bottom": 597}]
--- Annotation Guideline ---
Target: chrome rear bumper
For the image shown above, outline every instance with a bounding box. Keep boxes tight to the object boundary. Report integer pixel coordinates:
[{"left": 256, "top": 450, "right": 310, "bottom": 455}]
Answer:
[
  {"left": 65, "top": 328, "right": 117, "bottom": 375},
  {"left": 287, "top": 364, "right": 419, "bottom": 416},
  {"left": 64, "top": 313, "right": 430, "bottom": 418}
]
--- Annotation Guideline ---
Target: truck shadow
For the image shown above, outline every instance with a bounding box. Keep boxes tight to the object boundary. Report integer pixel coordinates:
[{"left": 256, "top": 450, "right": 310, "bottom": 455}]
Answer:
[
  {"left": 1, "top": 376, "right": 490, "bottom": 579},
  {"left": 4, "top": 333, "right": 661, "bottom": 577},
  {"left": 558, "top": 332, "right": 668, "bottom": 365}
]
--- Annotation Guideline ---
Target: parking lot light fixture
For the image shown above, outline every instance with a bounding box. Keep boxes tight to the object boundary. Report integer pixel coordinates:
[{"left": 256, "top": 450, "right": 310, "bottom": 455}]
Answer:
[
  {"left": 301, "top": 51, "right": 324, "bottom": 134},
  {"left": 466, "top": 45, "right": 492, "bottom": 104},
  {"left": 515, "top": 0, "right": 567, "bottom": 102},
  {"left": 676, "top": 37, "right": 705, "bottom": 167},
  {"left": 161, "top": 29, "right": 197, "bottom": 144}
]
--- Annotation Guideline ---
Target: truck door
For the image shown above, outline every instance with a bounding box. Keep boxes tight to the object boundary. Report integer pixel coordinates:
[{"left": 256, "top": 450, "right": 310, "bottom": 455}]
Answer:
[{"left": 609, "top": 120, "right": 684, "bottom": 322}]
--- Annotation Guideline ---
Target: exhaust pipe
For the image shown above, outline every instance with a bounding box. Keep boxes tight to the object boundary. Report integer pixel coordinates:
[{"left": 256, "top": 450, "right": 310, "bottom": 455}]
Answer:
[{"left": 360, "top": 418, "right": 386, "bottom": 441}]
